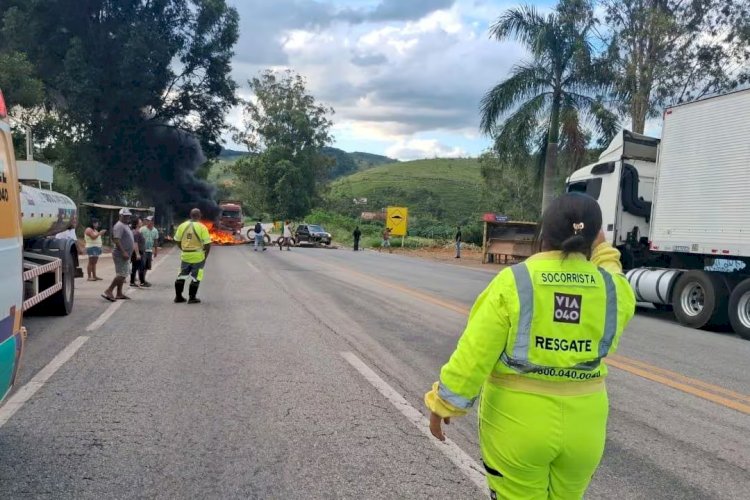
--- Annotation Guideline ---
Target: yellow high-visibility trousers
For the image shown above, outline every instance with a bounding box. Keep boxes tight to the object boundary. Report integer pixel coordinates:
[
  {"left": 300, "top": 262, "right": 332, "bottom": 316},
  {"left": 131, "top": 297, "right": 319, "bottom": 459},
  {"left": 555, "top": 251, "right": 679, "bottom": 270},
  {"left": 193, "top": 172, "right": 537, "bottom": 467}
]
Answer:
[{"left": 479, "top": 382, "right": 609, "bottom": 500}]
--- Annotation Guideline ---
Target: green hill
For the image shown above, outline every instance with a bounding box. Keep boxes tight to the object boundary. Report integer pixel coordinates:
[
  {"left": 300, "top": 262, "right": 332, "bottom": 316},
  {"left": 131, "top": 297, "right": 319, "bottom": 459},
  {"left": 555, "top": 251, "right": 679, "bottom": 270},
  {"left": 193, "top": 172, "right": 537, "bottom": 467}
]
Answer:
[
  {"left": 217, "top": 147, "right": 394, "bottom": 180},
  {"left": 218, "top": 148, "right": 249, "bottom": 161},
  {"left": 328, "top": 158, "right": 482, "bottom": 222},
  {"left": 349, "top": 151, "right": 395, "bottom": 168},
  {"left": 321, "top": 147, "right": 395, "bottom": 178}
]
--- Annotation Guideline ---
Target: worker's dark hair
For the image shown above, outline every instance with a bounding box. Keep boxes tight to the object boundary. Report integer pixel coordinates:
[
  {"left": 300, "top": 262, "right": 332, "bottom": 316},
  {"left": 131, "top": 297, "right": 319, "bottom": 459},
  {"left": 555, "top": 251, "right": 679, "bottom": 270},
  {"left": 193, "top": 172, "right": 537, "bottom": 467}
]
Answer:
[
  {"left": 537, "top": 193, "right": 602, "bottom": 258},
  {"left": 130, "top": 217, "right": 141, "bottom": 229},
  {"left": 87, "top": 219, "right": 100, "bottom": 229}
]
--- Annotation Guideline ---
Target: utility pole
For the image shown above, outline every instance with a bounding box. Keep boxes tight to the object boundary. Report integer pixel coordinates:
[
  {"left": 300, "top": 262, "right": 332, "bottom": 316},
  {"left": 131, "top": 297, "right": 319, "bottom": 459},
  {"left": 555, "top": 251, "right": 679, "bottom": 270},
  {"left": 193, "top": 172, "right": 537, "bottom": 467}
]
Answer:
[{"left": 25, "top": 126, "right": 33, "bottom": 160}]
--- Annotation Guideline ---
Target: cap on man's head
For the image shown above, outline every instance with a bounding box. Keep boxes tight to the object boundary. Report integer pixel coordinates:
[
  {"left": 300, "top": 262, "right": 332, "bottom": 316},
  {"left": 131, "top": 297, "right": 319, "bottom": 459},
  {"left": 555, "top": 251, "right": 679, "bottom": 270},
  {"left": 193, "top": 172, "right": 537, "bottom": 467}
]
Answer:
[
  {"left": 119, "top": 208, "right": 132, "bottom": 216},
  {"left": 146, "top": 216, "right": 154, "bottom": 221}
]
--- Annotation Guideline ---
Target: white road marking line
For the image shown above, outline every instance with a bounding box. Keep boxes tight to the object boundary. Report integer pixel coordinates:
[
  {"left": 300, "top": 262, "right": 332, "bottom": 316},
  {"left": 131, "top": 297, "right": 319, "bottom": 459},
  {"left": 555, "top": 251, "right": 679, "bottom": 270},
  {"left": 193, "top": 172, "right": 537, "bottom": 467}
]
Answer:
[
  {"left": 0, "top": 336, "right": 89, "bottom": 428},
  {"left": 86, "top": 249, "right": 171, "bottom": 332},
  {"left": 246, "top": 260, "right": 260, "bottom": 273},
  {"left": 86, "top": 300, "right": 124, "bottom": 331},
  {"left": 340, "top": 352, "right": 488, "bottom": 495}
]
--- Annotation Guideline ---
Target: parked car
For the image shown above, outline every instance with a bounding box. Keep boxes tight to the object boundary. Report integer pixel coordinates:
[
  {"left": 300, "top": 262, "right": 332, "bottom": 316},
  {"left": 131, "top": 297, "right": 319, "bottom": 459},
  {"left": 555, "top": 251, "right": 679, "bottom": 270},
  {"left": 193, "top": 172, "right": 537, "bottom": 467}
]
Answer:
[{"left": 295, "top": 224, "right": 332, "bottom": 246}]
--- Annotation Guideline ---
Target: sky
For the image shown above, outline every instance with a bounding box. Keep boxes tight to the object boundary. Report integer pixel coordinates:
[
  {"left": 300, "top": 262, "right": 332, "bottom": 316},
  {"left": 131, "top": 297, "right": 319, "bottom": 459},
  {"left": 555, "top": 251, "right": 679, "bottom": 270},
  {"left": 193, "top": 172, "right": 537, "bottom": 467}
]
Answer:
[{"left": 224, "top": 0, "right": 556, "bottom": 160}]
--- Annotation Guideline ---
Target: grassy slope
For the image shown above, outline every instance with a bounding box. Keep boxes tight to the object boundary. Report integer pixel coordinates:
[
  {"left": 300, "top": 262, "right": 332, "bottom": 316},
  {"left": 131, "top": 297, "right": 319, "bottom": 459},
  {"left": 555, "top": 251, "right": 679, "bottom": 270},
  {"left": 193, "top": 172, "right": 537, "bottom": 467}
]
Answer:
[
  {"left": 328, "top": 158, "right": 483, "bottom": 220},
  {"left": 208, "top": 160, "right": 237, "bottom": 184}
]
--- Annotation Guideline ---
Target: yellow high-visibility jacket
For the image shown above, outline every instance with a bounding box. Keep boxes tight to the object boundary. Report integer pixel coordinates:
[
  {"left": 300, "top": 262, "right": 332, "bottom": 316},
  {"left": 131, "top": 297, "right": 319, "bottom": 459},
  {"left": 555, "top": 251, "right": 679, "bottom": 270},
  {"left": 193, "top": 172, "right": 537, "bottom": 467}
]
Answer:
[
  {"left": 174, "top": 220, "right": 211, "bottom": 264},
  {"left": 426, "top": 243, "right": 636, "bottom": 417}
]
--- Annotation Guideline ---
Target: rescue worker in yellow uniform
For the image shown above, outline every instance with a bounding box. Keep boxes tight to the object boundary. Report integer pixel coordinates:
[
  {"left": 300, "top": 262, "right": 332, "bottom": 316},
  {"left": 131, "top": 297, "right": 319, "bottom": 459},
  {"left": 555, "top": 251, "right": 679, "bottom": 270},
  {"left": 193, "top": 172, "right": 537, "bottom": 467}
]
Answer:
[
  {"left": 425, "top": 193, "right": 636, "bottom": 500},
  {"left": 173, "top": 208, "right": 212, "bottom": 304}
]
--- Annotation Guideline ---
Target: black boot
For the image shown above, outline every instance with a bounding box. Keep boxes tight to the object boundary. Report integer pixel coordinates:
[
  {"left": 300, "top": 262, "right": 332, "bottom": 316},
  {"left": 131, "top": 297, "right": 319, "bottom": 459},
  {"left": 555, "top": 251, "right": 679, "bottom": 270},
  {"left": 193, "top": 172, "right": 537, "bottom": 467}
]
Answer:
[
  {"left": 174, "top": 280, "right": 186, "bottom": 303},
  {"left": 188, "top": 282, "right": 201, "bottom": 304}
]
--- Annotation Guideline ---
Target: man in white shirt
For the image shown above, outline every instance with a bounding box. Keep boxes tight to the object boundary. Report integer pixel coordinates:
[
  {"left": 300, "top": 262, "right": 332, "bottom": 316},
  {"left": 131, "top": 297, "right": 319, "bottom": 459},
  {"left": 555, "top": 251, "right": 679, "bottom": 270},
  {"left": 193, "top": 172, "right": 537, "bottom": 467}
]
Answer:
[
  {"left": 55, "top": 216, "right": 78, "bottom": 241},
  {"left": 280, "top": 221, "right": 293, "bottom": 251},
  {"left": 139, "top": 216, "right": 159, "bottom": 287}
]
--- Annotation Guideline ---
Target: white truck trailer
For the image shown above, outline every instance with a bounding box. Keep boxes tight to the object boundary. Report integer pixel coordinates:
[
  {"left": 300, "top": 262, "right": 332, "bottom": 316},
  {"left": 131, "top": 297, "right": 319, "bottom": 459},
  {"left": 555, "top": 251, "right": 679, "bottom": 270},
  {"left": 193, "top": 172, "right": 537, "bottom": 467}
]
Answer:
[{"left": 566, "top": 89, "right": 750, "bottom": 339}]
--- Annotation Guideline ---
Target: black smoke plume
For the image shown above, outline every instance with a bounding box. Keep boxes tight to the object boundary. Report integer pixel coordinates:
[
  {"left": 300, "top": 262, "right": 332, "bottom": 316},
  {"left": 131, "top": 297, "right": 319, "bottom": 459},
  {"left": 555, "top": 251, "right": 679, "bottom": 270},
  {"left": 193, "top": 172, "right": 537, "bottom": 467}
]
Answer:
[{"left": 137, "top": 124, "right": 220, "bottom": 222}]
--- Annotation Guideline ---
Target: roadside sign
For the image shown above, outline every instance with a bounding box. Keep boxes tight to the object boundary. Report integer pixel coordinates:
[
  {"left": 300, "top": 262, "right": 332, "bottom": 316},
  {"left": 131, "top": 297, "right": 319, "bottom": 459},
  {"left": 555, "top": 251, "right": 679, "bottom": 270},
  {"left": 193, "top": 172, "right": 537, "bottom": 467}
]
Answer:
[
  {"left": 386, "top": 207, "right": 408, "bottom": 236},
  {"left": 483, "top": 213, "right": 509, "bottom": 223}
]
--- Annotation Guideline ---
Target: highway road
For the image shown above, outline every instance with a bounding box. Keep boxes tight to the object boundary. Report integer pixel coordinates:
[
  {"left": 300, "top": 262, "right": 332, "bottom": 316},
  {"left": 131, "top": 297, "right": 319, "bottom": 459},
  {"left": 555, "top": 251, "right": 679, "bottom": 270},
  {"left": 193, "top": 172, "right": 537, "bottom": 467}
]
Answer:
[{"left": 1, "top": 245, "right": 749, "bottom": 499}]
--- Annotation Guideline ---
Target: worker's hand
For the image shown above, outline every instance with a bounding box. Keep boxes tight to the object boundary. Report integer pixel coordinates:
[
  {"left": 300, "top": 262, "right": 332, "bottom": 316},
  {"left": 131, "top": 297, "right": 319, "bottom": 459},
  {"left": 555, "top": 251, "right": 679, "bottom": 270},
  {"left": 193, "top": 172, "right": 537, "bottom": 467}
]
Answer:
[
  {"left": 101, "top": 229, "right": 107, "bottom": 234},
  {"left": 121, "top": 250, "right": 129, "bottom": 259},
  {"left": 593, "top": 229, "right": 606, "bottom": 248},
  {"left": 135, "top": 254, "right": 141, "bottom": 261},
  {"left": 429, "top": 412, "right": 450, "bottom": 442}
]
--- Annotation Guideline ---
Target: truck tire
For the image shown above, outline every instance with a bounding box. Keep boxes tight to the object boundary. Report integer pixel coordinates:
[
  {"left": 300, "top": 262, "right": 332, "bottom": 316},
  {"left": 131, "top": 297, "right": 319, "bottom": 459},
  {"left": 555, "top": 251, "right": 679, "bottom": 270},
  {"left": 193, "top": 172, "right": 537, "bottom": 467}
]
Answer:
[
  {"left": 276, "top": 236, "right": 296, "bottom": 248},
  {"left": 46, "top": 255, "right": 75, "bottom": 315},
  {"left": 247, "top": 230, "right": 273, "bottom": 245},
  {"left": 728, "top": 278, "right": 750, "bottom": 340},
  {"left": 672, "top": 271, "right": 729, "bottom": 329}
]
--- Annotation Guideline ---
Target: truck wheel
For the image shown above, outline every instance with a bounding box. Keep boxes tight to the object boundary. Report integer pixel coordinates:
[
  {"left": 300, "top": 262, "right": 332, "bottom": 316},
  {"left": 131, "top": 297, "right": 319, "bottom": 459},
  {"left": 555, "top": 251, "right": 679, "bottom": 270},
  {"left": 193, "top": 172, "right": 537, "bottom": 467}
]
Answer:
[
  {"left": 672, "top": 271, "right": 729, "bottom": 329},
  {"left": 30, "top": 256, "right": 75, "bottom": 316},
  {"left": 728, "top": 279, "right": 750, "bottom": 340}
]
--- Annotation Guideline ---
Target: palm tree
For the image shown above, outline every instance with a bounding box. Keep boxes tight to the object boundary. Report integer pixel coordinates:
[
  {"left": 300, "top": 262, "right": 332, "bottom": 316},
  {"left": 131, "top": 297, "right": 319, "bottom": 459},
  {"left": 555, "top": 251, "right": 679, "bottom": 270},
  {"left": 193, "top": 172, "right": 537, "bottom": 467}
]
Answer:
[{"left": 480, "top": 0, "right": 617, "bottom": 213}]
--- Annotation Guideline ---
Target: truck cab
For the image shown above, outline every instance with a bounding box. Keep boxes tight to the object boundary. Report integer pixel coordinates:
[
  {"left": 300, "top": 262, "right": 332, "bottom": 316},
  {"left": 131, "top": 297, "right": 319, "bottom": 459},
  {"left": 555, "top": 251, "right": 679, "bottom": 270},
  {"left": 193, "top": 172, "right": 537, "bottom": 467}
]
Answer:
[
  {"left": 219, "top": 201, "right": 243, "bottom": 234},
  {"left": 0, "top": 90, "right": 26, "bottom": 402},
  {"left": 566, "top": 130, "right": 660, "bottom": 269}
]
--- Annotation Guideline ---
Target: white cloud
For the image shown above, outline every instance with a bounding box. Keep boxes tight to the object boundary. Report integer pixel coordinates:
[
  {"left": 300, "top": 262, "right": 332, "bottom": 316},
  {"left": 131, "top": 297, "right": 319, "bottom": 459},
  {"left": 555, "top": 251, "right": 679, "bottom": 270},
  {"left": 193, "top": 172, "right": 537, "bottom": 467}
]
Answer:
[
  {"left": 386, "top": 139, "right": 467, "bottom": 160},
  {"left": 225, "top": 1, "right": 527, "bottom": 157}
]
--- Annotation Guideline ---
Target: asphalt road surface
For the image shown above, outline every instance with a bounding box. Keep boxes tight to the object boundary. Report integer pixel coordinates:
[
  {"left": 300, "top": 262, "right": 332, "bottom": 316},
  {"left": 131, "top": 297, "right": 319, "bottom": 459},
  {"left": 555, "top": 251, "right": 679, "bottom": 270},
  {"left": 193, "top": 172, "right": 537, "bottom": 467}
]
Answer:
[{"left": 1, "top": 245, "right": 749, "bottom": 499}]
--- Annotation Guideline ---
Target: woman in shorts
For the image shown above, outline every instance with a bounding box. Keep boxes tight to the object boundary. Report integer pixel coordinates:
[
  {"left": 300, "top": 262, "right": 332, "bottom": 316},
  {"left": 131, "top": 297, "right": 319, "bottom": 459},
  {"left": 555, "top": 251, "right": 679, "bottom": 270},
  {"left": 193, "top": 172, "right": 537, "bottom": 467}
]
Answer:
[{"left": 84, "top": 219, "right": 106, "bottom": 281}]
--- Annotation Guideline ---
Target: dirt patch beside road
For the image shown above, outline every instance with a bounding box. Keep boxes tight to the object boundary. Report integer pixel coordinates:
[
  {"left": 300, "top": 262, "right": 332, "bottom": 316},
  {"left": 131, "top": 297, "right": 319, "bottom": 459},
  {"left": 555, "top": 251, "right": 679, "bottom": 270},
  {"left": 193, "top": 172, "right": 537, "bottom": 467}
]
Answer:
[{"left": 377, "top": 245, "right": 504, "bottom": 272}]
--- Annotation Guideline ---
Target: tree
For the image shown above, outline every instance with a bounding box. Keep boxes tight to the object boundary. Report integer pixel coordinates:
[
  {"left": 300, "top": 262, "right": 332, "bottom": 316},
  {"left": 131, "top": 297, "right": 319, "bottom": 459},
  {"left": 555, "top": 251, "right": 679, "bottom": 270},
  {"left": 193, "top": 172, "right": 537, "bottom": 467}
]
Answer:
[
  {"left": 0, "top": 51, "right": 43, "bottom": 109},
  {"left": 603, "top": 0, "right": 750, "bottom": 134},
  {"left": 479, "top": 152, "right": 542, "bottom": 221},
  {"left": 0, "top": 0, "right": 239, "bottom": 212},
  {"left": 232, "top": 70, "right": 334, "bottom": 219},
  {"left": 480, "top": 0, "right": 618, "bottom": 212}
]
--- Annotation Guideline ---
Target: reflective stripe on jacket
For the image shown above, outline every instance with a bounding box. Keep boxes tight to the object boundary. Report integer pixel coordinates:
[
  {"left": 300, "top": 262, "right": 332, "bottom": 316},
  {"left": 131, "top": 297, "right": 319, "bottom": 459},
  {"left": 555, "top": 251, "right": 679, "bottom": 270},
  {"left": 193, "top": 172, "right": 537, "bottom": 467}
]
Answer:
[{"left": 426, "top": 243, "right": 636, "bottom": 416}]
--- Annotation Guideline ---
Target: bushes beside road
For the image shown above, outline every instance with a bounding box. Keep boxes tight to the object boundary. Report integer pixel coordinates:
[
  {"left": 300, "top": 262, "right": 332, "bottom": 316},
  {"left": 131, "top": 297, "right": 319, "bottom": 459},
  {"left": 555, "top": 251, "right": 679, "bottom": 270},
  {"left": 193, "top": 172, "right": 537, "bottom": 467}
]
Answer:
[{"left": 303, "top": 210, "right": 484, "bottom": 249}]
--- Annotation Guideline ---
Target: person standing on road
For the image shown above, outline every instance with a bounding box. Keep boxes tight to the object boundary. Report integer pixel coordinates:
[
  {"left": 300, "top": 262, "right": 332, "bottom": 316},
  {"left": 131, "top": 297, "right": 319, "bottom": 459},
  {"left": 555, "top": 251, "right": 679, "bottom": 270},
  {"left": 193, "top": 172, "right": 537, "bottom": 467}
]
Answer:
[
  {"left": 280, "top": 220, "right": 293, "bottom": 251},
  {"left": 140, "top": 216, "right": 159, "bottom": 286},
  {"left": 84, "top": 219, "right": 106, "bottom": 281},
  {"left": 55, "top": 215, "right": 82, "bottom": 255},
  {"left": 55, "top": 215, "right": 78, "bottom": 242},
  {"left": 353, "top": 226, "right": 362, "bottom": 251},
  {"left": 425, "top": 193, "right": 636, "bottom": 499},
  {"left": 455, "top": 225, "right": 462, "bottom": 259},
  {"left": 380, "top": 227, "right": 392, "bottom": 254},
  {"left": 129, "top": 217, "right": 146, "bottom": 288},
  {"left": 103, "top": 208, "right": 134, "bottom": 302},
  {"left": 253, "top": 220, "right": 267, "bottom": 252},
  {"left": 173, "top": 208, "right": 211, "bottom": 304}
]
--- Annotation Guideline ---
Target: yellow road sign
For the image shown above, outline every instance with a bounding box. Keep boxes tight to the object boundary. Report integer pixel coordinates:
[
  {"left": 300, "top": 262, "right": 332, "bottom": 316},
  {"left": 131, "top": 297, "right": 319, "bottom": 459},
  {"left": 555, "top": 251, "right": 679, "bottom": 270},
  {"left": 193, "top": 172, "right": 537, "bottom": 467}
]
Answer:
[{"left": 386, "top": 207, "right": 408, "bottom": 236}]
